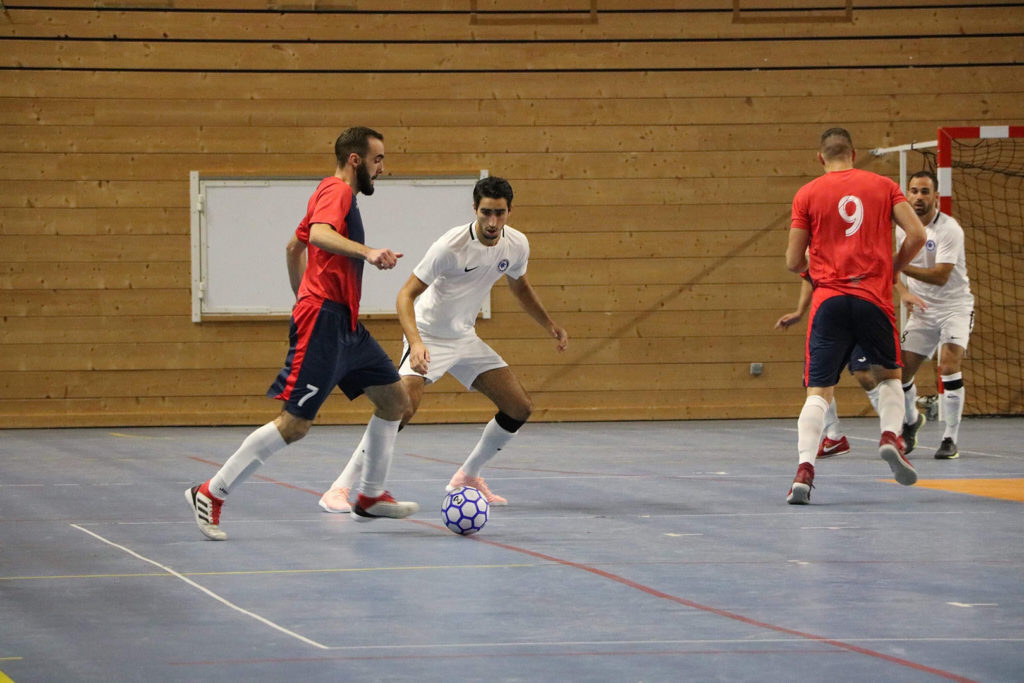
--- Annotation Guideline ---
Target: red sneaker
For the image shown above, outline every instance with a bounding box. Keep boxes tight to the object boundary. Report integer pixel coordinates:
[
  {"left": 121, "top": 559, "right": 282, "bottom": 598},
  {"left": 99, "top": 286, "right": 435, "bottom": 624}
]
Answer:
[
  {"left": 817, "top": 435, "right": 851, "bottom": 459},
  {"left": 880, "top": 431, "right": 917, "bottom": 486},
  {"left": 786, "top": 462, "right": 815, "bottom": 504}
]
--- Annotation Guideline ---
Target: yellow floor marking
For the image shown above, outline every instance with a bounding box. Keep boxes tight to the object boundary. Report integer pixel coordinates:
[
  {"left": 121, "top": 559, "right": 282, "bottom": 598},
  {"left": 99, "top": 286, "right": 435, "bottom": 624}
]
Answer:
[
  {"left": 909, "top": 478, "right": 1024, "bottom": 503},
  {"left": 0, "top": 563, "right": 538, "bottom": 582},
  {"left": 0, "top": 667, "right": 15, "bottom": 683}
]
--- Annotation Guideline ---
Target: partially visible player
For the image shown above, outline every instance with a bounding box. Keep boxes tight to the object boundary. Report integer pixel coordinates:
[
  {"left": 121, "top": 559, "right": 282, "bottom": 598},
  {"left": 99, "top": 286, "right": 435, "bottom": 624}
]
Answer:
[
  {"left": 895, "top": 170, "right": 975, "bottom": 459},
  {"left": 184, "top": 127, "right": 419, "bottom": 540},
  {"left": 776, "top": 275, "right": 879, "bottom": 459},
  {"left": 318, "top": 176, "right": 568, "bottom": 512},
  {"left": 784, "top": 127, "right": 926, "bottom": 504}
]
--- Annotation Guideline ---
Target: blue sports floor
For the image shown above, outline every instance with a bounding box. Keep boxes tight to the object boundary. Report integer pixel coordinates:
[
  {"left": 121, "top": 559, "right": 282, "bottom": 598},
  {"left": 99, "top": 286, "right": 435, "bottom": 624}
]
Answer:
[{"left": 1, "top": 418, "right": 1022, "bottom": 682}]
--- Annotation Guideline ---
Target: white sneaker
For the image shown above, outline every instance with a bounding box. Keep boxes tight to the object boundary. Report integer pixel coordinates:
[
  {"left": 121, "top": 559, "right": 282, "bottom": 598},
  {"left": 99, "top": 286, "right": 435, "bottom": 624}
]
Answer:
[
  {"left": 318, "top": 486, "right": 351, "bottom": 513},
  {"left": 184, "top": 482, "right": 227, "bottom": 541},
  {"left": 351, "top": 491, "right": 419, "bottom": 523}
]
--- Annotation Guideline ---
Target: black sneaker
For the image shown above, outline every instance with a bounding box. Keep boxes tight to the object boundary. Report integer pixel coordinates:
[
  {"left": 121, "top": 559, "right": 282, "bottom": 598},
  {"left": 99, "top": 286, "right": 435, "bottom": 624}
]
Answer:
[
  {"left": 901, "top": 413, "right": 926, "bottom": 455},
  {"left": 934, "top": 437, "right": 960, "bottom": 460}
]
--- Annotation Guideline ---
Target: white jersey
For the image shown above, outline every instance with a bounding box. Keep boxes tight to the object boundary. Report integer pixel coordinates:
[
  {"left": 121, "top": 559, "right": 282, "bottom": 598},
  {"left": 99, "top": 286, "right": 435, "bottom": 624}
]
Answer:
[
  {"left": 412, "top": 222, "right": 530, "bottom": 339},
  {"left": 897, "top": 211, "right": 974, "bottom": 311}
]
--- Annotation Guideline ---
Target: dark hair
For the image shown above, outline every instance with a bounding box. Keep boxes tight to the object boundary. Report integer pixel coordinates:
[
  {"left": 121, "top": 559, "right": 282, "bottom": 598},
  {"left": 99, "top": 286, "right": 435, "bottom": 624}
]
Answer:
[
  {"left": 473, "top": 176, "right": 514, "bottom": 208},
  {"left": 334, "top": 126, "right": 383, "bottom": 167},
  {"left": 909, "top": 170, "right": 938, "bottom": 190},
  {"left": 819, "top": 127, "right": 854, "bottom": 160}
]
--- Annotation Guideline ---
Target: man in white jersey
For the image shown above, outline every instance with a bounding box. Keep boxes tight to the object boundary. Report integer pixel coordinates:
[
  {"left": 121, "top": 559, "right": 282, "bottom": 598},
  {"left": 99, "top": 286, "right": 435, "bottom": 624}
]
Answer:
[
  {"left": 896, "top": 170, "right": 974, "bottom": 460},
  {"left": 318, "top": 176, "right": 568, "bottom": 510}
]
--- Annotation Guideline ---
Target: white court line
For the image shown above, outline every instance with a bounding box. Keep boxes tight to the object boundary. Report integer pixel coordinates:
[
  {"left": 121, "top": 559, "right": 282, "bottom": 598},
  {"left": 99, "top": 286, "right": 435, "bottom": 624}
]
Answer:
[
  {"left": 69, "top": 523, "right": 328, "bottom": 650},
  {"left": 314, "top": 636, "right": 1024, "bottom": 652},
  {"left": 69, "top": 508, "right": 997, "bottom": 528}
]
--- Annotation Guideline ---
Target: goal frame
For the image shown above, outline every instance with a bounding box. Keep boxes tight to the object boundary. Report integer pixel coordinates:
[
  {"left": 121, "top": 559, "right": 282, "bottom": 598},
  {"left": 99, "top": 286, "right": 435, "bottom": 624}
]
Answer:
[{"left": 936, "top": 125, "right": 1024, "bottom": 215}]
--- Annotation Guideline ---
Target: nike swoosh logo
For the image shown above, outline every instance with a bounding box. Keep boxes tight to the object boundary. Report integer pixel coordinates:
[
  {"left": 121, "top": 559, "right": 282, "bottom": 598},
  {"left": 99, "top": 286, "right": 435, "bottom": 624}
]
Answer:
[{"left": 464, "top": 266, "right": 479, "bottom": 272}]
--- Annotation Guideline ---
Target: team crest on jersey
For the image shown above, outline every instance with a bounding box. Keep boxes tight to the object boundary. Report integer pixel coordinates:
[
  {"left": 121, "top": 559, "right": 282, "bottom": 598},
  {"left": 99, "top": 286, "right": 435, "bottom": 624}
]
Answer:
[
  {"left": 497, "top": 258, "right": 510, "bottom": 272},
  {"left": 926, "top": 239, "right": 936, "bottom": 251}
]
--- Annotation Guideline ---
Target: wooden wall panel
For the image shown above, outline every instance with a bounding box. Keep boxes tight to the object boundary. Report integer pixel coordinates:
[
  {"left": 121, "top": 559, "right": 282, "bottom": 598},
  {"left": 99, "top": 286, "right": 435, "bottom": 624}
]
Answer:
[{"left": 1, "top": 2, "right": 1022, "bottom": 427}]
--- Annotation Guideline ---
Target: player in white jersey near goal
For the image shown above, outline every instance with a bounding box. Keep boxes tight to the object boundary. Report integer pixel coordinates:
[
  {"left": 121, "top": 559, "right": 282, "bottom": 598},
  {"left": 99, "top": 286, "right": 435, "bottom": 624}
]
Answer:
[
  {"left": 318, "top": 176, "right": 568, "bottom": 510},
  {"left": 896, "top": 170, "right": 975, "bottom": 460}
]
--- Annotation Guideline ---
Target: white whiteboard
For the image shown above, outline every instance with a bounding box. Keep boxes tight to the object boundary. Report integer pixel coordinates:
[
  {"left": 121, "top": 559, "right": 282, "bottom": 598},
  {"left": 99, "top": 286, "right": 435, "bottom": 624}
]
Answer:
[{"left": 189, "top": 172, "right": 485, "bottom": 322}]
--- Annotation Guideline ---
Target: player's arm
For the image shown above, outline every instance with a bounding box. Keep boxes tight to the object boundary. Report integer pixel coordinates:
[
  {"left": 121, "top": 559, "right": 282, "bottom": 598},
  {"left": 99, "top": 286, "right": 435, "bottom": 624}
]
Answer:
[
  {"left": 891, "top": 202, "right": 926, "bottom": 278},
  {"left": 785, "top": 227, "right": 810, "bottom": 273},
  {"left": 308, "top": 223, "right": 403, "bottom": 270},
  {"left": 506, "top": 274, "right": 568, "bottom": 351},
  {"left": 285, "top": 234, "right": 307, "bottom": 297},
  {"left": 396, "top": 274, "right": 431, "bottom": 374},
  {"left": 901, "top": 261, "right": 955, "bottom": 286},
  {"left": 775, "top": 277, "right": 813, "bottom": 330},
  {"left": 895, "top": 279, "right": 929, "bottom": 314}
]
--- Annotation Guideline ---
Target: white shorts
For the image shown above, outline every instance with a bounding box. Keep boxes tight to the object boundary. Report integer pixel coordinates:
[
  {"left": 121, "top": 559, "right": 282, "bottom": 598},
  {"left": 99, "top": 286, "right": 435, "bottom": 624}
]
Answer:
[
  {"left": 398, "top": 333, "right": 508, "bottom": 390},
  {"left": 901, "top": 307, "right": 974, "bottom": 357}
]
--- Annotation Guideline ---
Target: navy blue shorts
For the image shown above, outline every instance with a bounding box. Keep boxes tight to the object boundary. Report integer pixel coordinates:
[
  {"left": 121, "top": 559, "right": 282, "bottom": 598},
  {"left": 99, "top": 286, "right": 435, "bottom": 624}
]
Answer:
[
  {"left": 805, "top": 294, "right": 900, "bottom": 388},
  {"left": 847, "top": 344, "right": 870, "bottom": 373},
  {"left": 267, "top": 298, "right": 401, "bottom": 419}
]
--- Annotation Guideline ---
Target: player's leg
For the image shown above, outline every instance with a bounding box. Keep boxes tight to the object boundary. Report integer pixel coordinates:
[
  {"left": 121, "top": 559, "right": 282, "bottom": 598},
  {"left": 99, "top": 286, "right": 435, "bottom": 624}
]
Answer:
[
  {"left": 349, "top": 379, "right": 420, "bottom": 521},
  {"left": 849, "top": 345, "right": 880, "bottom": 413},
  {"left": 789, "top": 296, "right": 849, "bottom": 504},
  {"left": 186, "top": 299, "right": 329, "bottom": 540},
  {"left": 819, "top": 346, "right": 869, "bottom": 459},
  {"left": 445, "top": 367, "right": 529, "bottom": 505},
  {"left": 444, "top": 339, "right": 523, "bottom": 505},
  {"left": 857, "top": 299, "right": 917, "bottom": 486},
  {"left": 319, "top": 376, "right": 426, "bottom": 513},
  {"left": 935, "top": 341, "right": 967, "bottom": 459},
  {"left": 899, "top": 313, "right": 938, "bottom": 453}
]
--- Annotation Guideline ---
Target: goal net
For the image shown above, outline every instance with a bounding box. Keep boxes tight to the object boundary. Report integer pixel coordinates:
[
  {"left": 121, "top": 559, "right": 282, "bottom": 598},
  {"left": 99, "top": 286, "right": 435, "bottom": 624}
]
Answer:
[{"left": 937, "top": 126, "right": 1024, "bottom": 415}]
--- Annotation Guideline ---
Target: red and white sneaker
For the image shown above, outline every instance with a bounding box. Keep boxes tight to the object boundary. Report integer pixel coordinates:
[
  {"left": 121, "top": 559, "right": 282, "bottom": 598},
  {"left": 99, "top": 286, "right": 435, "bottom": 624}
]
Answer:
[
  {"left": 184, "top": 481, "right": 227, "bottom": 541},
  {"left": 446, "top": 469, "right": 507, "bottom": 506},
  {"left": 817, "top": 435, "right": 850, "bottom": 459},
  {"left": 351, "top": 491, "right": 419, "bottom": 523},
  {"left": 880, "top": 431, "right": 917, "bottom": 486},
  {"left": 318, "top": 486, "right": 351, "bottom": 513},
  {"left": 786, "top": 462, "right": 815, "bottom": 505}
]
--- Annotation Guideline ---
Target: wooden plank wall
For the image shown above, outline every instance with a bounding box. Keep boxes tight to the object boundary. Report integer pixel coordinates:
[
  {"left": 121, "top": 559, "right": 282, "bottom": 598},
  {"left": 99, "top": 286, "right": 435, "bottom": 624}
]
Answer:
[{"left": 1, "top": 0, "right": 1022, "bottom": 427}]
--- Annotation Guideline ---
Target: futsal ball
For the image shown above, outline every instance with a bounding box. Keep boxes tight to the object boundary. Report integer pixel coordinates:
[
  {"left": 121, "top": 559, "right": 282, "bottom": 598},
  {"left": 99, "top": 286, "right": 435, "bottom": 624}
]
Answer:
[{"left": 441, "top": 485, "right": 488, "bottom": 535}]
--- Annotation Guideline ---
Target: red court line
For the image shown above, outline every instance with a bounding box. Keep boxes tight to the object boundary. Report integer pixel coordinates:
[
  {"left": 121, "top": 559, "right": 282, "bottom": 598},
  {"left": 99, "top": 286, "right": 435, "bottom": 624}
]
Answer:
[
  {"left": 187, "top": 456, "right": 322, "bottom": 496},
  {"left": 186, "top": 456, "right": 979, "bottom": 683},
  {"left": 438, "top": 521, "right": 978, "bottom": 683},
  {"left": 401, "top": 450, "right": 638, "bottom": 477}
]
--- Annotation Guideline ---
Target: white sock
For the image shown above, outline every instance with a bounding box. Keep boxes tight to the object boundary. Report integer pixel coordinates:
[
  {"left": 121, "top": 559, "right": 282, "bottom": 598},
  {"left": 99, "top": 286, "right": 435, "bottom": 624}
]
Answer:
[
  {"left": 878, "top": 379, "right": 905, "bottom": 435},
  {"left": 866, "top": 386, "right": 881, "bottom": 413},
  {"left": 797, "top": 395, "right": 829, "bottom": 466},
  {"left": 461, "top": 418, "right": 517, "bottom": 478},
  {"left": 330, "top": 430, "right": 367, "bottom": 490},
  {"left": 941, "top": 373, "right": 965, "bottom": 441},
  {"left": 902, "top": 379, "right": 918, "bottom": 426},
  {"left": 209, "top": 422, "right": 287, "bottom": 498},
  {"left": 822, "top": 398, "right": 842, "bottom": 440},
  {"left": 358, "top": 415, "right": 401, "bottom": 498}
]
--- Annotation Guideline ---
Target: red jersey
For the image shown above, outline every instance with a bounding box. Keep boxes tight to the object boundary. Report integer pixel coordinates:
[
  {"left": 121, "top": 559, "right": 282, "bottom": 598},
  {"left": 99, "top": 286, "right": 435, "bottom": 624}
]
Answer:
[
  {"left": 294, "top": 177, "right": 366, "bottom": 327},
  {"left": 791, "top": 168, "right": 906, "bottom": 316}
]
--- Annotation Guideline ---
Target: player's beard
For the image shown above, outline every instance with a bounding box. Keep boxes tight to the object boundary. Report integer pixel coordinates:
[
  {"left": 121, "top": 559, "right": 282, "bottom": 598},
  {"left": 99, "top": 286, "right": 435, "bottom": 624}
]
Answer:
[{"left": 355, "top": 159, "right": 375, "bottom": 195}]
